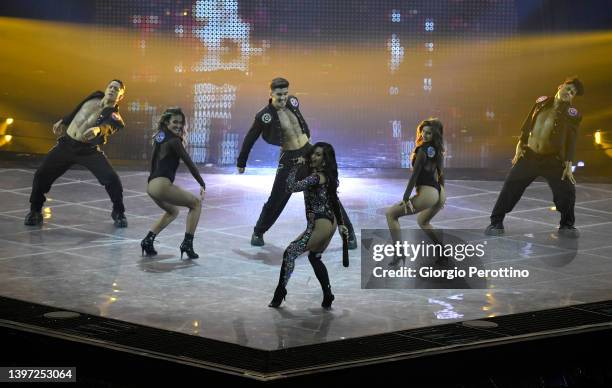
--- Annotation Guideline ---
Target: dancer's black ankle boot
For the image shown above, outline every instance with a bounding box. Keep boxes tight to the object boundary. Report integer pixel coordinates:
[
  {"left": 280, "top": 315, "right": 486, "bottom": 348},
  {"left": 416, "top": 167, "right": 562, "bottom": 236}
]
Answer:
[
  {"left": 140, "top": 231, "right": 157, "bottom": 256},
  {"left": 308, "top": 252, "right": 334, "bottom": 309},
  {"left": 321, "top": 285, "right": 335, "bottom": 309},
  {"left": 180, "top": 233, "right": 199, "bottom": 259}
]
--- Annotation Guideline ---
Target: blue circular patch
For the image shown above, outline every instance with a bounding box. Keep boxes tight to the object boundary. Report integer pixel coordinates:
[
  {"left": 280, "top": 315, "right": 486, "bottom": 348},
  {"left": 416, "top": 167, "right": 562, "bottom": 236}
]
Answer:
[
  {"left": 154, "top": 131, "right": 166, "bottom": 143},
  {"left": 426, "top": 146, "right": 436, "bottom": 158},
  {"left": 568, "top": 107, "right": 578, "bottom": 117}
]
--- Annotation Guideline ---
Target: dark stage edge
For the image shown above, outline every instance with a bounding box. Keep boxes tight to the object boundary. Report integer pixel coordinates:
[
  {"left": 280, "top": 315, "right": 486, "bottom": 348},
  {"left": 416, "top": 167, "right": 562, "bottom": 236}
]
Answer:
[{"left": 2, "top": 296, "right": 611, "bottom": 382}]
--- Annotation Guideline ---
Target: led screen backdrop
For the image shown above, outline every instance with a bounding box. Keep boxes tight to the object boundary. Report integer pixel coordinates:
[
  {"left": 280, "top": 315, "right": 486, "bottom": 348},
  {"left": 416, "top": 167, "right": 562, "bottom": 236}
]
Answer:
[{"left": 91, "top": 0, "right": 519, "bottom": 168}]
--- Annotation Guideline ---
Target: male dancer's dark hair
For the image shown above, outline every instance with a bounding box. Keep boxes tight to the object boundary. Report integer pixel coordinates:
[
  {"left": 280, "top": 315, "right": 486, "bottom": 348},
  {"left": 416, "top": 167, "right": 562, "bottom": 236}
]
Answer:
[
  {"left": 109, "top": 79, "right": 126, "bottom": 91},
  {"left": 562, "top": 76, "right": 584, "bottom": 96},
  {"left": 270, "top": 77, "right": 289, "bottom": 90}
]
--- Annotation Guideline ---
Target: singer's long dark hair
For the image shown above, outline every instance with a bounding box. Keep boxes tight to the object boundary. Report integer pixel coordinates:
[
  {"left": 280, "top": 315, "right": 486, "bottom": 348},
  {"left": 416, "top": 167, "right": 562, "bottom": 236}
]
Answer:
[{"left": 305, "top": 142, "right": 342, "bottom": 224}]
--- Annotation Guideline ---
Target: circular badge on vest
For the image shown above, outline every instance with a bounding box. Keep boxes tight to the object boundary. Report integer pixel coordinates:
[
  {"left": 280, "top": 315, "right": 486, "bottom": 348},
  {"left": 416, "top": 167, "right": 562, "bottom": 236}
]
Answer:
[
  {"left": 261, "top": 113, "right": 272, "bottom": 123},
  {"left": 536, "top": 96, "right": 548, "bottom": 103},
  {"left": 289, "top": 97, "right": 299, "bottom": 108},
  {"left": 426, "top": 146, "right": 436, "bottom": 158},
  {"left": 154, "top": 131, "right": 165, "bottom": 143},
  {"left": 568, "top": 107, "right": 578, "bottom": 117}
]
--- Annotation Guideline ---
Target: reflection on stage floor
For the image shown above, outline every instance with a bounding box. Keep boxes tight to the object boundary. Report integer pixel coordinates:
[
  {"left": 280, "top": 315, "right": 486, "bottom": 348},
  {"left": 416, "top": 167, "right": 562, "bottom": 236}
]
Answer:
[{"left": 1, "top": 167, "right": 611, "bottom": 350}]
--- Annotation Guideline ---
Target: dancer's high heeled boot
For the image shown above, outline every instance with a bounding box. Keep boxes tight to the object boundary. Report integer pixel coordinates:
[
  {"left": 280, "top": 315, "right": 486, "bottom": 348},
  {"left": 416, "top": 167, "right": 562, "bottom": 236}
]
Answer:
[
  {"left": 268, "top": 285, "right": 287, "bottom": 308},
  {"left": 321, "top": 285, "right": 335, "bottom": 309},
  {"left": 180, "top": 233, "right": 199, "bottom": 259},
  {"left": 141, "top": 231, "right": 157, "bottom": 256},
  {"left": 308, "top": 252, "right": 335, "bottom": 309},
  {"left": 269, "top": 260, "right": 289, "bottom": 308}
]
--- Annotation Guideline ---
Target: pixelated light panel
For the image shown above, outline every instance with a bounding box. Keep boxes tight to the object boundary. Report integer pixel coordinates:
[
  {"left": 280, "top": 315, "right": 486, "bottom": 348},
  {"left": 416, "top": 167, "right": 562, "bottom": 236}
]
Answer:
[{"left": 95, "top": 0, "right": 517, "bottom": 168}]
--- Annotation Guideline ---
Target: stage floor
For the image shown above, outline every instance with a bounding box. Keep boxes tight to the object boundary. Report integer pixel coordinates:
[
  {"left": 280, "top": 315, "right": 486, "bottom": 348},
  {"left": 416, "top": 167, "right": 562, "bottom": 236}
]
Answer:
[{"left": 1, "top": 167, "right": 611, "bottom": 351}]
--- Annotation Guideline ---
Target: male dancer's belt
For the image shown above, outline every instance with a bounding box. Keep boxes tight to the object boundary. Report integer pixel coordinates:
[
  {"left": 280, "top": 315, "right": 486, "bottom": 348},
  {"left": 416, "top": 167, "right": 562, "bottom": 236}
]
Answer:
[{"left": 62, "top": 135, "right": 94, "bottom": 146}]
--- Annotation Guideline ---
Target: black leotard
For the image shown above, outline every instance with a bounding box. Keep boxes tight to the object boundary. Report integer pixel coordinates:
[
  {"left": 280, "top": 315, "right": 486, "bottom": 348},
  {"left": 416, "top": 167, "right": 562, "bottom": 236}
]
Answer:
[
  {"left": 148, "top": 130, "right": 205, "bottom": 188},
  {"left": 403, "top": 143, "right": 444, "bottom": 201}
]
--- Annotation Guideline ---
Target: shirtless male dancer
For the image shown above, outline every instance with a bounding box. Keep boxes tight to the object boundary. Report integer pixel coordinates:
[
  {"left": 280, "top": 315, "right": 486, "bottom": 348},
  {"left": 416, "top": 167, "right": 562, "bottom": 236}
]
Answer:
[
  {"left": 485, "top": 76, "right": 584, "bottom": 238},
  {"left": 24, "top": 80, "right": 128, "bottom": 227},
  {"left": 237, "top": 78, "right": 357, "bottom": 248}
]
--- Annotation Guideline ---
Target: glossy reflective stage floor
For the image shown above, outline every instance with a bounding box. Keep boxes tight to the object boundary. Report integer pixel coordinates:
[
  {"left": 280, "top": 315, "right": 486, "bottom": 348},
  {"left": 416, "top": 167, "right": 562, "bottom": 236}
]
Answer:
[{"left": 1, "top": 167, "right": 611, "bottom": 351}]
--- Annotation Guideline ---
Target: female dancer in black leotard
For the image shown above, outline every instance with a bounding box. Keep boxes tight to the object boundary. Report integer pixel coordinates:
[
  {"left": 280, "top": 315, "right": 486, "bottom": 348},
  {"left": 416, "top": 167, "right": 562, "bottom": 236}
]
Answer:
[
  {"left": 268, "top": 142, "right": 349, "bottom": 310},
  {"left": 140, "top": 108, "right": 206, "bottom": 259},
  {"left": 385, "top": 119, "right": 446, "bottom": 266}
]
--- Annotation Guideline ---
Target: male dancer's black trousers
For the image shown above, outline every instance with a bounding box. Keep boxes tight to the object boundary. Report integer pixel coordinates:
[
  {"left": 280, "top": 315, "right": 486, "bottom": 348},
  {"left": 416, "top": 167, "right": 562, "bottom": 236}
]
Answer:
[
  {"left": 254, "top": 143, "right": 355, "bottom": 236},
  {"left": 490, "top": 148, "right": 575, "bottom": 227},
  {"left": 29, "top": 136, "right": 125, "bottom": 213}
]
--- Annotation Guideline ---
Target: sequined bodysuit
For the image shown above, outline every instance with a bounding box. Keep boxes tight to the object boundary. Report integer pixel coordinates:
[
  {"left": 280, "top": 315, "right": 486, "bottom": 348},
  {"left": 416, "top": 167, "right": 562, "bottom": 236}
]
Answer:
[
  {"left": 277, "top": 163, "right": 343, "bottom": 287},
  {"left": 287, "top": 164, "right": 335, "bottom": 224}
]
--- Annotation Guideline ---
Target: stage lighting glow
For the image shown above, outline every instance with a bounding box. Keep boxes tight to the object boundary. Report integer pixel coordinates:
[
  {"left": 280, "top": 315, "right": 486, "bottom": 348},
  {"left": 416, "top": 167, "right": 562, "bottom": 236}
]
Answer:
[
  {"left": 550, "top": 206, "right": 556, "bottom": 211},
  {"left": 6, "top": 118, "right": 13, "bottom": 125},
  {"left": 595, "top": 130, "right": 602, "bottom": 145},
  {"left": 577, "top": 161, "right": 585, "bottom": 167},
  {"left": 6, "top": 3, "right": 605, "bottom": 169},
  {"left": 4, "top": 135, "right": 12, "bottom": 142}
]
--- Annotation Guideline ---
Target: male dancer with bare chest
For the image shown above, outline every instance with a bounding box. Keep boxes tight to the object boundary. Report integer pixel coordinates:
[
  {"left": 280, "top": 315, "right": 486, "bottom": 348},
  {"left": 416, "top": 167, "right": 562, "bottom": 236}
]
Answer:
[
  {"left": 237, "top": 78, "right": 357, "bottom": 248},
  {"left": 485, "top": 76, "right": 584, "bottom": 238},
  {"left": 25, "top": 80, "right": 128, "bottom": 227}
]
